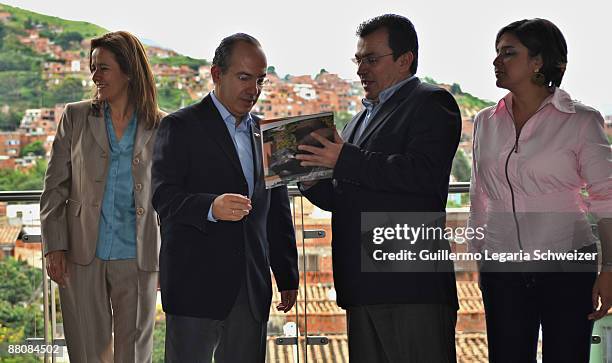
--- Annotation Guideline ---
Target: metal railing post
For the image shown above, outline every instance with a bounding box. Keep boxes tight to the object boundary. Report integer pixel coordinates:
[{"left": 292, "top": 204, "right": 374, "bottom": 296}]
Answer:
[{"left": 41, "top": 245, "right": 50, "bottom": 363}]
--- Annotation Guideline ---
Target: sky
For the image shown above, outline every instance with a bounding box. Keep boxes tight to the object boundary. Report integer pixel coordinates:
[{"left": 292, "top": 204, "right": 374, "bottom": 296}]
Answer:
[{"left": 3, "top": 0, "right": 612, "bottom": 114}]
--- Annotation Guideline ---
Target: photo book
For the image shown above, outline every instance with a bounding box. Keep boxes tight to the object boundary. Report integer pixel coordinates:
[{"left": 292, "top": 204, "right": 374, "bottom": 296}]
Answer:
[{"left": 260, "top": 112, "right": 335, "bottom": 189}]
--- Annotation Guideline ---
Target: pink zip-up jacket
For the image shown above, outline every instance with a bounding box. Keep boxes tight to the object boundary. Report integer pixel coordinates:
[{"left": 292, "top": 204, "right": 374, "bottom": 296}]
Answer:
[{"left": 468, "top": 88, "right": 611, "bottom": 254}]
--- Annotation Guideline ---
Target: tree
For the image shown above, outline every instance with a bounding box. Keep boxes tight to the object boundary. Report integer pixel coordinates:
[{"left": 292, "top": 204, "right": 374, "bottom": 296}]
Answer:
[
  {"left": 0, "top": 22, "right": 6, "bottom": 49},
  {"left": 266, "top": 66, "right": 277, "bottom": 75},
  {"left": 20, "top": 141, "right": 45, "bottom": 157},
  {"left": 53, "top": 31, "right": 83, "bottom": 50},
  {"left": 23, "top": 17, "right": 34, "bottom": 30},
  {"left": 422, "top": 76, "right": 437, "bottom": 85},
  {"left": 0, "top": 258, "right": 42, "bottom": 304},
  {"left": 38, "top": 29, "right": 55, "bottom": 41},
  {"left": 0, "top": 110, "right": 22, "bottom": 131},
  {"left": 450, "top": 83, "right": 462, "bottom": 95},
  {"left": 333, "top": 111, "right": 352, "bottom": 130},
  {"left": 153, "top": 321, "right": 166, "bottom": 362},
  {"left": 0, "top": 71, "right": 45, "bottom": 108},
  {"left": 157, "top": 84, "right": 193, "bottom": 112},
  {"left": 0, "top": 257, "right": 44, "bottom": 342},
  {"left": 0, "top": 160, "right": 47, "bottom": 191},
  {"left": 149, "top": 55, "right": 208, "bottom": 71},
  {"left": 0, "top": 51, "right": 41, "bottom": 72},
  {"left": 44, "top": 77, "right": 85, "bottom": 106},
  {"left": 451, "top": 148, "right": 471, "bottom": 182}
]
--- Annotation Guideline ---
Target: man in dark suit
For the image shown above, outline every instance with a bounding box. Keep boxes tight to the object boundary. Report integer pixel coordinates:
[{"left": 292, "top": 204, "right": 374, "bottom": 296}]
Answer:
[
  {"left": 297, "top": 15, "right": 461, "bottom": 362},
  {"left": 152, "top": 33, "right": 298, "bottom": 363}
]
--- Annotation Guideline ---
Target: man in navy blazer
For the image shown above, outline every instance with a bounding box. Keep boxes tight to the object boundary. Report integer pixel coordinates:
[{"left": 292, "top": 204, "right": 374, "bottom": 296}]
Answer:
[
  {"left": 152, "top": 33, "right": 298, "bottom": 362},
  {"left": 298, "top": 15, "right": 461, "bottom": 362}
]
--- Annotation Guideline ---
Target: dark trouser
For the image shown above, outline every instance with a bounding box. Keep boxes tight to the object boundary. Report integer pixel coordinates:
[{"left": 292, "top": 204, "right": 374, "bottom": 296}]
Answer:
[
  {"left": 164, "top": 281, "right": 267, "bottom": 363},
  {"left": 480, "top": 269, "right": 596, "bottom": 363},
  {"left": 346, "top": 303, "right": 457, "bottom": 363}
]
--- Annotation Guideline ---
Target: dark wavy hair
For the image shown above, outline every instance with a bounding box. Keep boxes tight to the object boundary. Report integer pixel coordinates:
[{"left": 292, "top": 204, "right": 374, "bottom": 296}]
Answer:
[
  {"left": 89, "top": 31, "right": 161, "bottom": 129},
  {"left": 496, "top": 19, "right": 567, "bottom": 88},
  {"left": 356, "top": 14, "right": 419, "bottom": 74}
]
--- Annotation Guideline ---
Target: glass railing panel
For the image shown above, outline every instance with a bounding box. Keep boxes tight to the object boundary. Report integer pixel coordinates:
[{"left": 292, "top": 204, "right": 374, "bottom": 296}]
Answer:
[
  {"left": 0, "top": 196, "right": 59, "bottom": 361},
  {"left": 7, "top": 186, "right": 605, "bottom": 362},
  {"left": 445, "top": 191, "right": 489, "bottom": 362}
]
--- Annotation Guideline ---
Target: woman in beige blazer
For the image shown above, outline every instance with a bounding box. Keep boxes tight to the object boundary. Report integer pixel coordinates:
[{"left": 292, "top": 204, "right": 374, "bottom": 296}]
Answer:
[{"left": 40, "top": 31, "right": 163, "bottom": 363}]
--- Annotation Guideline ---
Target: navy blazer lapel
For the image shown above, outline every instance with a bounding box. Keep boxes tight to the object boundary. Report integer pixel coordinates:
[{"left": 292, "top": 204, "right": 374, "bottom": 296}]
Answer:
[
  {"left": 251, "top": 121, "right": 263, "bottom": 189},
  {"left": 355, "top": 77, "right": 421, "bottom": 146},
  {"left": 342, "top": 109, "right": 366, "bottom": 142},
  {"left": 198, "top": 95, "right": 244, "bottom": 177}
]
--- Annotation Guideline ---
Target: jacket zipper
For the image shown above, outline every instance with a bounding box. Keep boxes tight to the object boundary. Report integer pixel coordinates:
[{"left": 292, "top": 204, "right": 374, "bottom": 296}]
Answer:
[
  {"left": 504, "top": 129, "right": 523, "bottom": 251},
  {"left": 505, "top": 133, "right": 523, "bottom": 252},
  {"left": 502, "top": 104, "right": 548, "bottom": 252}
]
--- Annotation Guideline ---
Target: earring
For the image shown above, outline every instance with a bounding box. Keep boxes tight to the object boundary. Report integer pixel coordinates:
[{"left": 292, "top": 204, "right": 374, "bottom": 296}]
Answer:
[{"left": 531, "top": 69, "right": 546, "bottom": 86}]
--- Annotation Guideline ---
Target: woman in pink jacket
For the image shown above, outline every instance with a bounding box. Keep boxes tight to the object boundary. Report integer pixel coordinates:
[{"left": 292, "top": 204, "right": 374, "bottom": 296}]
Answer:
[{"left": 469, "top": 19, "right": 612, "bottom": 362}]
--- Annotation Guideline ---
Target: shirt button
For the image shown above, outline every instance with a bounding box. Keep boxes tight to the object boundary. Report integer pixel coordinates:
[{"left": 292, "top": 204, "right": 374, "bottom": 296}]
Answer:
[
  {"left": 136, "top": 207, "right": 144, "bottom": 216},
  {"left": 133, "top": 157, "right": 140, "bottom": 165},
  {"left": 134, "top": 183, "right": 143, "bottom": 191}
]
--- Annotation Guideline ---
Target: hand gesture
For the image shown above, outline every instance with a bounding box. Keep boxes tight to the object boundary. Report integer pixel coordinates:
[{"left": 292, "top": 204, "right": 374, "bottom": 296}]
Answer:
[
  {"left": 46, "top": 250, "right": 69, "bottom": 288},
  {"left": 296, "top": 130, "right": 344, "bottom": 169},
  {"left": 589, "top": 271, "right": 612, "bottom": 320},
  {"left": 276, "top": 289, "right": 298, "bottom": 313},
  {"left": 212, "top": 193, "right": 252, "bottom": 221}
]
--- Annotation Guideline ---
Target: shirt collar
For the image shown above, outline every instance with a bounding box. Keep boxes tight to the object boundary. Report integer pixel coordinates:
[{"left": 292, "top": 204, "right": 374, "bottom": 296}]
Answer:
[
  {"left": 210, "top": 91, "right": 252, "bottom": 130},
  {"left": 361, "top": 75, "right": 416, "bottom": 111},
  {"left": 491, "top": 87, "right": 576, "bottom": 119}
]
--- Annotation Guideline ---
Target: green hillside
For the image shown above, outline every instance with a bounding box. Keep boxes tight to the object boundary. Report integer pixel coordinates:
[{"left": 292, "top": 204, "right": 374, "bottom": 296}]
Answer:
[
  {"left": 0, "top": 4, "right": 494, "bottom": 126},
  {"left": 423, "top": 76, "right": 495, "bottom": 118},
  {"left": 149, "top": 55, "right": 209, "bottom": 71},
  {"left": 0, "top": 3, "right": 107, "bottom": 38},
  {"left": 0, "top": 4, "right": 205, "bottom": 128}
]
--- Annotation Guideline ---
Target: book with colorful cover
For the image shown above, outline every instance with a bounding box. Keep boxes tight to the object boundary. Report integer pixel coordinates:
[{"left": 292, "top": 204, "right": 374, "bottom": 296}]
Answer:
[{"left": 260, "top": 112, "right": 335, "bottom": 188}]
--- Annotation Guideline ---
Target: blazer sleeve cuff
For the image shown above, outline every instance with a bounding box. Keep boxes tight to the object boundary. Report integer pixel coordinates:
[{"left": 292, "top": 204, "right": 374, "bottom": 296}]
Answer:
[
  {"left": 276, "top": 273, "right": 299, "bottom": 291},
  {"left": 333, "top": 143, "right": 362, "bottom": 185},
  {"left": 42, "top": 225, "right": 69, "bottom": 255}
]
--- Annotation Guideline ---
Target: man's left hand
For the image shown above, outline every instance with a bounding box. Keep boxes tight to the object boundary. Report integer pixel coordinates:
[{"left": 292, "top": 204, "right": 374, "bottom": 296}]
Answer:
[
  {"left": 296, "top": 131, "right": 344, "bottom": 169},
  {"left": 276, "top": 289, "right": 298, "bottom": 313},
  {"left": 589, "top": 271, "right": 612, "bottom": 320}
]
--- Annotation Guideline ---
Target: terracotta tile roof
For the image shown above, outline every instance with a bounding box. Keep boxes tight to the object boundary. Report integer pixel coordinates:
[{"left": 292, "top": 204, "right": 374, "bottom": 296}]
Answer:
[
  {"left": 0, "top": 224, "right": 21, "bottom": 245},
  {"left": 457, "top": 280, "right": 484, "bottom": 314},
  {"left": 271, "top": 281, "right": 485, "bottom": 316},
  {"left": 270, "top": 300, "right": 342, "bottom": 316},
  {"left": 267, "top": 334, "right": 349, "bottom": 363},
  {"left": 266, "top": 332, "right": 490, "bottom": 362},
  {"left": 456, "top": 333, "right": 488, "bottom": 363},
  {"left": 271, "top": 284, "right": 340, "bottom": 316}
]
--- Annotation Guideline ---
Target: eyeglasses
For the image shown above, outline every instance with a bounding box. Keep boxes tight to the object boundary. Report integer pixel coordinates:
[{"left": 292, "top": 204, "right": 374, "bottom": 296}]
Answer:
[
  {"left": 351, "top": 53, "right": 394, "bottom": 66},
  {"left": 237, "top": 74, "right": 270, "bottom": 88}
]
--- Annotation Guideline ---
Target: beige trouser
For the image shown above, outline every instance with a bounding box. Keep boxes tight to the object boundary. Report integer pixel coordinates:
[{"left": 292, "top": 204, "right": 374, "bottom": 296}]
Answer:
[{"left": 58, "top": 258, "right": 157, "bottom": 363}]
